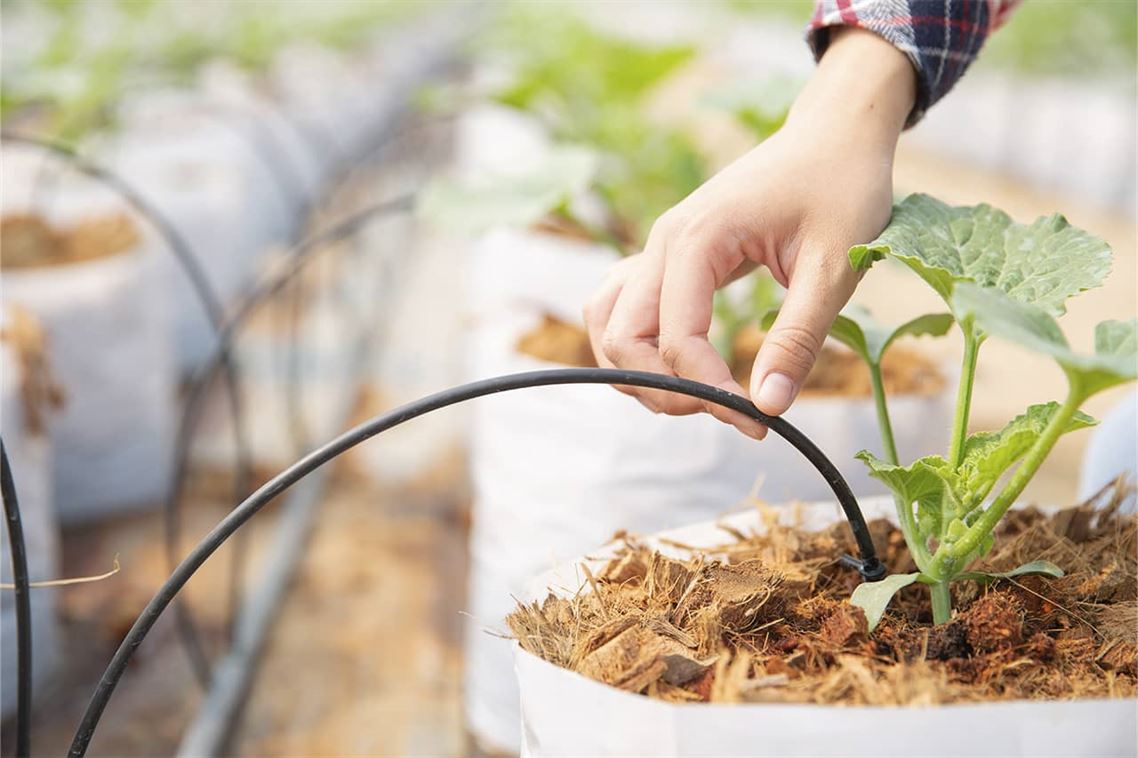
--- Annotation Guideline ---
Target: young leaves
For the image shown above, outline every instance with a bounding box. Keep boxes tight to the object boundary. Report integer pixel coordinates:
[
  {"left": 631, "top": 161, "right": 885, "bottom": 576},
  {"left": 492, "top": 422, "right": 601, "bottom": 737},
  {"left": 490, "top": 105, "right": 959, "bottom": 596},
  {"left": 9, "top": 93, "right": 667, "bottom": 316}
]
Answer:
[
  {"left": 955, "top": 560, "right": 1064, "bottom": 583},
  {"left": 851, "top": 573, "right": 920, "bottom": 632},
  {"left": 829, "top": 307, "right": 953, "bottom": 367},
  {"left": 953, "top": 283, "right": 1138, "bottom": 399},
  {"left": 857, "top": 402, "right": 1096, "bottom": 530},
  {"left": 702, "top": 74, "right": 802, "bottom": 141},
  {"left": 417, "top": 146, "right": 598, "bottom": 234},
  {"left": 849, "top": 194, "right": 1112, "bottom": 316},
  {"left": 759, "top": 306, "right": 951, "bottom": 368},
  {"left": 952, "top": 402, "right": 1097, "bottom": 510},
  {"left": 852, "top": 560, "right": 1065, "bottom": 632}
]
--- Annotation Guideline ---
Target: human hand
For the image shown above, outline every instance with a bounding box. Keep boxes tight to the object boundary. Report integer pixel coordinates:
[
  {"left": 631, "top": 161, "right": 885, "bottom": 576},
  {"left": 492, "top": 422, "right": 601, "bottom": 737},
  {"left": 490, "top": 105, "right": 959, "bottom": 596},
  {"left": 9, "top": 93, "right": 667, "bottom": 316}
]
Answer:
[{"left": 583, "top": 28, "right": 917, "bottom": 437}]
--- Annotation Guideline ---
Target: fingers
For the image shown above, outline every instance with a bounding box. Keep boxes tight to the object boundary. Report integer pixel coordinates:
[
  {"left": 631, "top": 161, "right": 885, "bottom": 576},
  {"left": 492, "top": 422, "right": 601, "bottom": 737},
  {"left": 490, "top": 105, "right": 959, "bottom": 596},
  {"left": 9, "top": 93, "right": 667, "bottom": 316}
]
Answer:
[
  {"left": 583, "top": 257, "right": 632, "bottom": 370},
  {"left": 600, "top": 248, "right": 703, "bottom": 415},
  {"left": 657, "top": 227, "right": 766, "bottom": 438},
  {"left": 749, "top": 241, "right": 858, "bottom": 416}
]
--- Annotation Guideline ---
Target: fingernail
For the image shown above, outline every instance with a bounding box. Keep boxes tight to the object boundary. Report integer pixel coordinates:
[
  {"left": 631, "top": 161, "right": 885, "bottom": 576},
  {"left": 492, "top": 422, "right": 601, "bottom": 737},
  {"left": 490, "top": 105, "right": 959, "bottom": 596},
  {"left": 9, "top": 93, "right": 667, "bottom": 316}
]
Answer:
[{"left": 754, "top": 372, "right": 796, "bottom": 415}]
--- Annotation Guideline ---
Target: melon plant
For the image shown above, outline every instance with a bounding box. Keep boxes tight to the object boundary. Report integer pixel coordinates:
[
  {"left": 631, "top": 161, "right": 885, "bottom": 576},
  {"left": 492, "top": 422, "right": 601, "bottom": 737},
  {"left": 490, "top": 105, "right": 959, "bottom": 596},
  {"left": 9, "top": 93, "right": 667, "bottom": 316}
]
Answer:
[{"left": 838, "top": 194, "right": 1137, "bottom": 628}]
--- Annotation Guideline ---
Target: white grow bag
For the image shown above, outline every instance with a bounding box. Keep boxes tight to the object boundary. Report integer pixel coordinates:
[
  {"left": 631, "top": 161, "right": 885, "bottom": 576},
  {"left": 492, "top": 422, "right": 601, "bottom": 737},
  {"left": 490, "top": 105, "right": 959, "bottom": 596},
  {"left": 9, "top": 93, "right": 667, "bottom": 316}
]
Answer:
[
  {"left": 463, "top": 228, "right": 954, "bottom": 751},
  {"left": 0, "top": 311, "right": 60, "bottom": 718},
  {"left": 514, "top": 498, "right": 1138, "bottom": 758},
  {"left": 2, "top": 242, "right": 176, "bottom": 524},
  {"left": 106, "top": 127, "right": 268, "bottom": 371}
]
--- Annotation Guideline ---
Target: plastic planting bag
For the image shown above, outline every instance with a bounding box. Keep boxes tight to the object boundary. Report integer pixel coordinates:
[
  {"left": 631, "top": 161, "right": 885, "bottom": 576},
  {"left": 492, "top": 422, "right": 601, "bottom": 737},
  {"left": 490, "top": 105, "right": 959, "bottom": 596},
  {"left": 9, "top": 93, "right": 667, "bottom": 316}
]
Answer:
[
  {"left": 198, "top": 62, "right": 327, "bottom": 206},
  {"left": 116, "top": 89, "right": 294, "bottom": 242},
  {"left": 515, "top": 499, "right": 1137, "bottom": 757},
  {"left": 1, "top": 199, "right": 176, "bottom": 523},
  {"left": 0, "top": 309, "right": 61, "bottom": 717},
  {"left": 463, "top": 229, "right": 952, "bottom": 751},
  {"left": 107, "top": 128, "right": 266, "bottom": 370}
]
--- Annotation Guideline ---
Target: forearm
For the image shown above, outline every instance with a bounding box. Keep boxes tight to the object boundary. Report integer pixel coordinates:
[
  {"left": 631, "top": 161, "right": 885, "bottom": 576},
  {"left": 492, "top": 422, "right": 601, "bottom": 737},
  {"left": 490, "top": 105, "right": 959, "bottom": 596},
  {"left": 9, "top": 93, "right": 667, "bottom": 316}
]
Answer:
[{"left": 788, "top": 27, "right": 917, "bottom": 152}]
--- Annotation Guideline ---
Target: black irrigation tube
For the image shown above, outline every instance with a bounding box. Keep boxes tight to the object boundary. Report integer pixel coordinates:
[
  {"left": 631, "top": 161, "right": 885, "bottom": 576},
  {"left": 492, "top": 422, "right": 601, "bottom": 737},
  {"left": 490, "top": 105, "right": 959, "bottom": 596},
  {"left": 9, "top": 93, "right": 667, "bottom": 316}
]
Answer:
[
  {"left": 0, "top": 131, "right": 256, "bottom": 684},
  {"left": 1, "top": 440, "right": 32, "bottom": 758},
  {"left": 69, "top": 367, "right": 884, "bottom": 757},
  {"left": 163, "top": 194, "right": 416, "bottom": 686}
]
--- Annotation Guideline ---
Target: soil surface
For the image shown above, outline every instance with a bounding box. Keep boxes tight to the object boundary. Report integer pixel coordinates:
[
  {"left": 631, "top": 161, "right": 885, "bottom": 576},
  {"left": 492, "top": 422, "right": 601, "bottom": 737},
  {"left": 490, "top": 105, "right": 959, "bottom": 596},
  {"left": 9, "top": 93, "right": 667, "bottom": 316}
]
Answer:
[
  {"left": 509, "top": 481, "right": 1137, "bottom": 706},
  {"left": 0, "top": 212, "right": 138, "bottom": 269},
  {"left": 516, "top": 314, "right": 946, "bottom": 398}
]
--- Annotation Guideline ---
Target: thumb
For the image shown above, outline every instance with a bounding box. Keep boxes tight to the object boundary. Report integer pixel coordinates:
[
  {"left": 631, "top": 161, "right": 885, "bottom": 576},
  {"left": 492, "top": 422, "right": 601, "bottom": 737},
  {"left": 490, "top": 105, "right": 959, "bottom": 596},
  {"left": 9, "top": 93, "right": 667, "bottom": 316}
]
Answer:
[{"left": 749, "top": 252, "right": 856, "bottom": 416}]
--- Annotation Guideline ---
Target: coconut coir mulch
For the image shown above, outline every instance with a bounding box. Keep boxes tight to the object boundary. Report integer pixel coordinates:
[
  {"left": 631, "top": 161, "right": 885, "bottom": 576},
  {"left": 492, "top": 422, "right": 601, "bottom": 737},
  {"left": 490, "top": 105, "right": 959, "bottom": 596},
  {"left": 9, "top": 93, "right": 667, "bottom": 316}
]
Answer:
[{"left": 508, "top": 481, "right": 1137, "bottom": 706}]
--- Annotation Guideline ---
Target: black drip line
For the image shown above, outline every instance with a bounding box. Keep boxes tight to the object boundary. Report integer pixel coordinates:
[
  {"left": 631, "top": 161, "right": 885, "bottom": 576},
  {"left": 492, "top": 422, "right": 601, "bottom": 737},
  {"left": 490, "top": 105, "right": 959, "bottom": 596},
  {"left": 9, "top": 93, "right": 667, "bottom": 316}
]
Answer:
[{"left": 67, "top": 367, "right": 885, "bottom": 757}]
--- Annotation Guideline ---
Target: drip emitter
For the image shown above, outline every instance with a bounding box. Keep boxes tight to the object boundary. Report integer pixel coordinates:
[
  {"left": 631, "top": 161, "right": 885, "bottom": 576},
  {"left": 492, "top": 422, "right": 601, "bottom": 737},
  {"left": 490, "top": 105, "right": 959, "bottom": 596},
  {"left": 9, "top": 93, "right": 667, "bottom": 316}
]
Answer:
[{"left": 42, "top": 368, "right": 886, "bottom": 756}]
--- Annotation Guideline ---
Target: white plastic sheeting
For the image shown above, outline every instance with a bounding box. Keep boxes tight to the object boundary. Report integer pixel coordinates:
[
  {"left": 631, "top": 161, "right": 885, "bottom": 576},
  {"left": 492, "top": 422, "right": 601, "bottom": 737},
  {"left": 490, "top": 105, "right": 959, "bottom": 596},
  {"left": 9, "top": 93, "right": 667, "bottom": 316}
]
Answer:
[
  {"left": 3, "top": 248, "right": 176, "bottom": 523},
  {"left": 515, "top": 498, "right": 1137, "bottom": 758},
  {"left": 0, "top": 312, "right": 60, "bottom": 718},
  {"left": 462, "top": 229, "right": 953, "bottom": 752},
  {"left": 107, "top": 126, "right": 266, "bottom": 370},
  {"left": 1078, "top": 390, "right": 1138, "bottom": 507}
]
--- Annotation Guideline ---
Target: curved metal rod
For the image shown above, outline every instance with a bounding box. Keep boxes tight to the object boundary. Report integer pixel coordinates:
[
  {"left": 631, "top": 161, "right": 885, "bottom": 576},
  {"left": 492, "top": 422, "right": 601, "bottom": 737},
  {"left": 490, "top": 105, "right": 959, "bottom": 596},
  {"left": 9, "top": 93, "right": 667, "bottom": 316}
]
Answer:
[
  {"left": 1, "top": 440, "right": 32, "bottom": 757},
  {"left": 164, "top": 195, "right": 415, "bottom": 683},
  {"left": 0, "top": 132, "right": 255, "bottom": 683},
  {"left": 69, "top": 367, "right": 882, "bottom": 756}
]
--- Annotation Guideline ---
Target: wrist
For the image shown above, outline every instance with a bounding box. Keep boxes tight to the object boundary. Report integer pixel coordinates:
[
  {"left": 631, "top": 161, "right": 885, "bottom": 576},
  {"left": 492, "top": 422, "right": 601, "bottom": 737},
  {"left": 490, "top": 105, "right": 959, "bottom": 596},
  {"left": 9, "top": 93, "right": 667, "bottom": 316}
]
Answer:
[{"left": 786, "top": 27, "right": 917, "bottom": 152}]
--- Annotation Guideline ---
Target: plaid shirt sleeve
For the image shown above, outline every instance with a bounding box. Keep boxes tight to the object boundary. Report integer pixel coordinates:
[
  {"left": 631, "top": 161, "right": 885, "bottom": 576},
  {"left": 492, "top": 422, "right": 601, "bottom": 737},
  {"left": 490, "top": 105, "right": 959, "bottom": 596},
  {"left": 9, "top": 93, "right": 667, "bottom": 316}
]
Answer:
[{"left": 808, "top": 0, "right": 1022, "bottom": 125}]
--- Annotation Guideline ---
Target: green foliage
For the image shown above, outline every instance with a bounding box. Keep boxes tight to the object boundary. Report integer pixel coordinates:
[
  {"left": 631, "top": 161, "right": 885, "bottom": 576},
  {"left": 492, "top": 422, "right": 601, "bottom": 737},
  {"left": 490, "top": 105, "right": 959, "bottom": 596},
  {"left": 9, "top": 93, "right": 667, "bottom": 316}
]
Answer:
[
  {"left": 850, "top": 573, "right": 920, "bottom": 632},
  {"left": 852, "top": 560, "right": 1063, "bottom": 632},
  {"left": 858, "top": 403, "right": 1096, "bottom": 535},
  {"left": 849, "top": 194, "right": 1112, "bottom": 315},
  {"left": 2, "top": 0, "right": 410, "bottom": 140},
  {"left": 483, "top": 7, "right": 706, "bottom": 244},
  {"left": 844, "top": 195, "right": 1132, "bottom": 629},
  {"left": 826, "top": 307, "right": 953, "bottom": 367},
  {"left": 953, "top": 283, "right": 1138, "bottom": 398},
  {"left": 978, "top": 1, "right": 1136, "bottom": 80},
  {"left": 417, "top": 146, "right": 599, "bottom": 235},
  {"left": 703, "top": 74, "right": 801, "bottom": 141}
]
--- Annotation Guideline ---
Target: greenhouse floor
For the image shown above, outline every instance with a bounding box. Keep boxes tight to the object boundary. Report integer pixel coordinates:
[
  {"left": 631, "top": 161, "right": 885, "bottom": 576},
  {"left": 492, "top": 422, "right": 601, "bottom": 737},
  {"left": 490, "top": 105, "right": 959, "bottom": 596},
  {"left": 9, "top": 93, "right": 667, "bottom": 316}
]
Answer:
[{"left": 11, "top": 454, "right": 471, "bottom": 757}]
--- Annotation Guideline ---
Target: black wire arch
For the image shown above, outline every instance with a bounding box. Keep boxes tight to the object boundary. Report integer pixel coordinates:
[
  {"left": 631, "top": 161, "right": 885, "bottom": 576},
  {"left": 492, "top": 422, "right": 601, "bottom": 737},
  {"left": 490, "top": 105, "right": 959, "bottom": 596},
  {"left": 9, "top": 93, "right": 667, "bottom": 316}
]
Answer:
[
  {"left": 1, "top": 440, "right": 32, "bottom": 758},
  {"left": 68, "top": 367, "right": 884, "bottom": 757},
  {"left": 0, "top": 132, "right": 256, "bottom": 683},
  {"left": 162, "top": 195, "right": 415, "bottom": 685}
]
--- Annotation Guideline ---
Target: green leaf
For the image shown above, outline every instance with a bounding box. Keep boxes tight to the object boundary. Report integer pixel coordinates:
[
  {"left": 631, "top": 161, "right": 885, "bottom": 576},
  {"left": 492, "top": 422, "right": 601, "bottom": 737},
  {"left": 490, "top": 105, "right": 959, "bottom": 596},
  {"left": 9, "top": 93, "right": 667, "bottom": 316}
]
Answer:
[
  {"left": 952, "top": 283, "right": 1138, "bottom": 398},
  {"left": 851, "top": 573, "right": 921, "bottom": 632},
  {"left": 830, "top": 307, "right": 953, "bottom": 366},
  {"left": 954, "top": 402, "right": 1097, "bottom": 511},
  {"left": 701, "top": 74, "right": 802, "bottom": 141},
  {"left": 956, "top": 559, "right": 1064, "bottom": 583},
  {"left": 858, "top": 399, "right": 1096, "bottom": 531},
  {"left": 856, "top": 451, "right": 955, "bottom": 537},
  {"left": 416, "top": 147, "right": 598, "bottom": 234},
  {"left": 849, "top": 194, "right": 1111, "bottom": 316}
]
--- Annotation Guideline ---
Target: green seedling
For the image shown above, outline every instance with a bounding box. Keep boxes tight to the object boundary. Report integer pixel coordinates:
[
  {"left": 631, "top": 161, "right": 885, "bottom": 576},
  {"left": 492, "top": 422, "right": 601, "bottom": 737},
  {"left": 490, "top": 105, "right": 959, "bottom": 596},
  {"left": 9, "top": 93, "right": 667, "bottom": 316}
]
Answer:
[{"left": 833, "top": 193, "right": 1135, "bottom": 628}]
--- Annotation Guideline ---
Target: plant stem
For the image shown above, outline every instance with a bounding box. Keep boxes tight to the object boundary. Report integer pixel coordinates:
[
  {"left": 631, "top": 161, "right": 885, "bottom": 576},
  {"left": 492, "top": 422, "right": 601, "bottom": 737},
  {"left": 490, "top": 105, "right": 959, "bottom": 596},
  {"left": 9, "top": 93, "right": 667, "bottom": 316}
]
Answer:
[
  {"left": 948, "top": 327, "right": 980, "bottom": 468},
  {"left": 941, "top": 388, "right": 1083, "bottom": 568},
  {"left": 869, "top": 362, "right": 899, "bottom": 464},
  {"left": 930, "top": 582, "right": 952, "bottom": 624},
  {"left": 868, "top": 360, "right": 931, "bottom": 571}
]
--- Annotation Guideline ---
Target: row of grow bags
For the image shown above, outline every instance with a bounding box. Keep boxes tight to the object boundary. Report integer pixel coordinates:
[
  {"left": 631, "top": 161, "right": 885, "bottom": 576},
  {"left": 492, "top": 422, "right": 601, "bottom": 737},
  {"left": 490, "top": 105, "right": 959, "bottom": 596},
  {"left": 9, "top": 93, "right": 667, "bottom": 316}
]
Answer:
[{"left": 0, "top": 11, "right": 461, "bottom": 728}]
